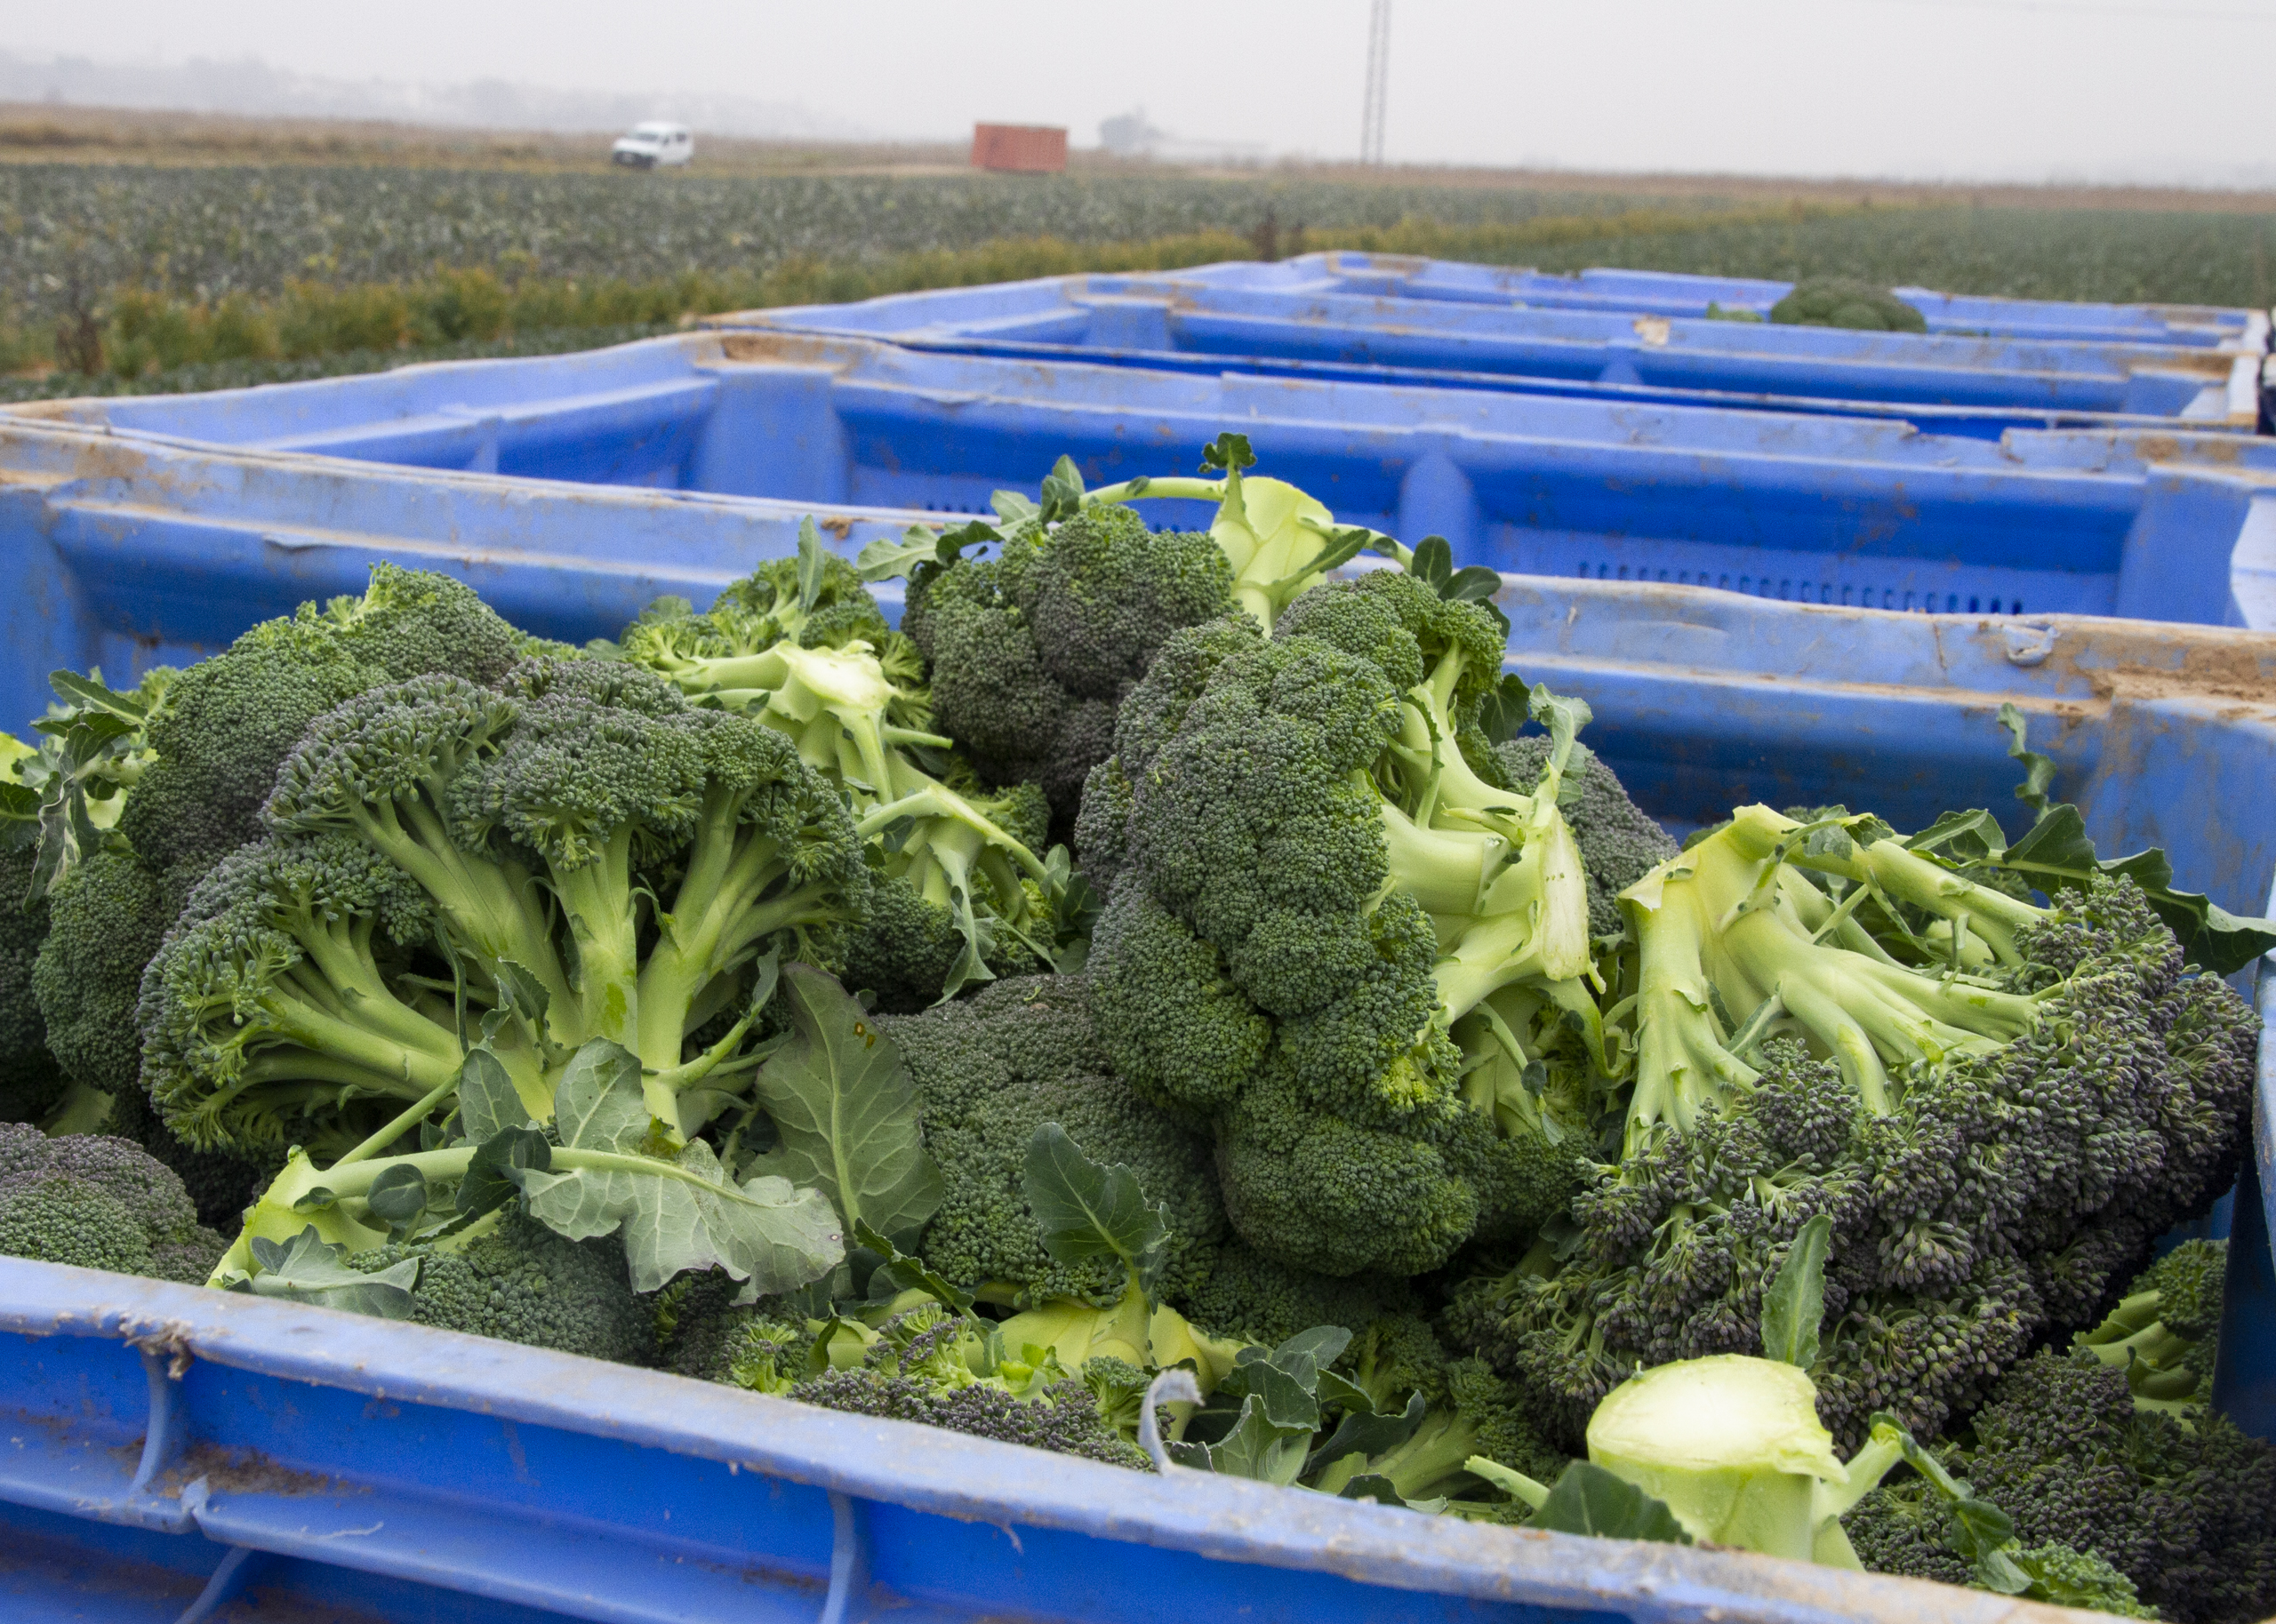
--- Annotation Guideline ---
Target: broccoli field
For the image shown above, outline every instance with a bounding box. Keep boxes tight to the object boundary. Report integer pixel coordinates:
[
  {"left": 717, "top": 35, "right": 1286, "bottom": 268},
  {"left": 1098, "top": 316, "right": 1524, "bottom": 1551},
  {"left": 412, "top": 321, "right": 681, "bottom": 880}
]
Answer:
[{"left": 1, "top": 442, "right": 2272, "bottom": 1620}]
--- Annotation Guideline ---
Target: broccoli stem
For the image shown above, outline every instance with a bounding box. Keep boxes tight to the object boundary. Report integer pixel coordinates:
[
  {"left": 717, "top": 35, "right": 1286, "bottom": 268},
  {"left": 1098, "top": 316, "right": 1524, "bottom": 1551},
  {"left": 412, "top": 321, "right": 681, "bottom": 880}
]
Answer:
[{"left": 549, "top": 828, "right": 643, "bottom": 1052}]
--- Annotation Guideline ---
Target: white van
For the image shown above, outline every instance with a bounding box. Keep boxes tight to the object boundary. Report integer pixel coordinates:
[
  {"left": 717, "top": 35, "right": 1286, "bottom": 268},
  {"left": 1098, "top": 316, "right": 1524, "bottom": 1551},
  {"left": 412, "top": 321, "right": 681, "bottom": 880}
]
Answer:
[{"left": 612, "top": 123, "right": 693, "bottom": 169}]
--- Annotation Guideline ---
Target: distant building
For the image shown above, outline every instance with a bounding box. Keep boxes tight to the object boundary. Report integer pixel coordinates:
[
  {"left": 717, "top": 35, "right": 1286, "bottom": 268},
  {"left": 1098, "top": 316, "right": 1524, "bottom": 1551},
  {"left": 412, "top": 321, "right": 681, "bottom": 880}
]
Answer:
[
  {"left": 970, "top": 124, "right": 1067, "bottom": 173},
  {"left": 1100, "top": 108, "right": 1166, "bottom": 156}
]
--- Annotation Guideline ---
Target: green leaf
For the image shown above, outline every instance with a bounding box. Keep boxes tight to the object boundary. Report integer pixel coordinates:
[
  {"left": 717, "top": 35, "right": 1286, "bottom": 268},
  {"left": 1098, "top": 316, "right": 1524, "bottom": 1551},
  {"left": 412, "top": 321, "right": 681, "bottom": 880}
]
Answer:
[
  {"left": 1527, "top": 684, "right": 1594, "bottom": 779},
  {"left": 1334, "top": 1473, "right": 1410, "bottom": 1506},
  {"left": 365, "top": 1164, "right": 429, "bottom": 1236},
  {"left": 244, "top": 1226, "right": 418, "bottom": 1319},
  {"left": 491, "top": 960, "right": 552, "bottom": 1039},
  {"left": 990, "top": 489, "right": 1040, "bottom": 528},
  {"left": 1038, "top": 454, "right": 1086, "bottom": 524},
  {"left": 508, "top": 1044, "right": 845, "bottom": 1293},
  {"left": 552, "top": 1039, "right": 646, "bottom": 1151},
  {"left": 1477, "top": 672, "right": 1531, "bottom": 746},
  {"left": 748, "top": 963, "right": 942, "bottom": 1240},
  {"left": 854, "top": 525, "right": 941, "bottom": 584},
  {"left": 1760, "top": 1212, "right": 1831, "bottom": 1369},
  {"left": 1021, "top": 1121, "right": 1169, "bottom": 1303},
  {"left": 455, "top": 1045, "right": 530, "bottom": 1144},
  {"left": 1308, "top": 1390, "right": 1425, "bottom": 1475},
  {"left": 1529, "top": 1461, "right": 1693, "bottom": 1543},
  {"left": 454, "top": 1123, "right": 551, "bottom": 1217},
  {"left": 47, "top": 669, "right": 148, "bottom": 723},
  {"left": 1190, "top": 1394, "right": 1312, "bottom": 1484},
  {"left": 1904, "top": 807, "right": 2008, "bottom": 864},
  {"left": 1441, "top": 564, "right": 1504, "bottom": 604},
  {"left": 1995, "top": 702, "right": 2056, "bottom": 815},
  {"left": 1994, "top": 804, "right": 2276, "bottom": 974},
  {"left": 795, "top": 516, "right": 829, "bottom": 614},
  {"left": 1221, "top": 1357, "right": 1322, "bottom": 1431},
  {"left": 850, "top": 1216, "right": 975, "bottom": 1316},
  {"left": 1198, "top": 432, "right": 1255, "bottom": 475},
  {"left": 1410, "top": 534, "right": 1455, "bottom": 590}
]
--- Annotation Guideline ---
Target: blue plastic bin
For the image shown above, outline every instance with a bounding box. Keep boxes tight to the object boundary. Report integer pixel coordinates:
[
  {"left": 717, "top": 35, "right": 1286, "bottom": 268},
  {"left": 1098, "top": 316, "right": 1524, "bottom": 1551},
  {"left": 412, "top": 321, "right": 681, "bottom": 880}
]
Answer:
[
  {"left": 16, "top": 331, "right": 2276, "bottom": 628},
  {"left": 725, "top": 267, "right": 2267, "bottom": 435},
  {"left": 1, "top": 413, "right": 2273, "bottom": 1621},
  {"left": 1203, "top": 251, "right": 2270, "bottom": 351}
]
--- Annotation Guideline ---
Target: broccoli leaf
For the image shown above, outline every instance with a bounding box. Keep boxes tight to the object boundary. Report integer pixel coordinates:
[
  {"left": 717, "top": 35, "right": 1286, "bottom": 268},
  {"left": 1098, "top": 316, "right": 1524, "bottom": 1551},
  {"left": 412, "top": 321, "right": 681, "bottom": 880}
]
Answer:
[
  {"left": 747, "top": 963, "right": 942, "bottom": 1241},
  {"left": 1529, "top": 1461, "right": 1693, "bottom": 1544},
  {"left": 1998, "top": 805, "right": 2276, "bottom": 974},
  {"left": 1995, "top": 702, "right": 2056, "bottom": 815},
  {"left": 1172, "top": 1393, "right": 1312, "bottom": 1484},
  {"left": 1308, "top": 1390, "right": 1426, "bottom": 1475},
  {"left": 854, "top": 525, "right": 944, "bottom": 583},
  {"left": 1021, "top": 1121, "right": 1170, "bottom": 1303},
  {"left": 455, "top": 1045, "right": 530, "bottom": 1143},
  {"left": 243, "top": 1226, "right": 419, "bottom": 1319},
  {"left": 1761, "top": 1212, "right": 1831, "bottom": 1369},
  {"left": 794, "top": 517, "right": 831, "bottom": 615},
  {"left": 507, "top": 1041, "right": 845, "bottom": 1293},
  {"left": 1038, "top": 455, "right": 1086, "bottom": 524}
]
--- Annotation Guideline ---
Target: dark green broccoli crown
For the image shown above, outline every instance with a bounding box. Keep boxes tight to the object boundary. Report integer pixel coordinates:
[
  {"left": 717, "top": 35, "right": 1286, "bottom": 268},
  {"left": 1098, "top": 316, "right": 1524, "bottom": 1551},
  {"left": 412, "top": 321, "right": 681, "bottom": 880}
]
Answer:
[
  {"left": 1454, "top": 874, "right": 2260, "bottom": 1454},
  {"left": 1170, "top": 1238, "right": 1414, "bottom": 1348},
  {"left": 118, "top": 565, "right": 524, "bottom": 874},
  {"left": 0, "top": 847, "right": 65, "bottom": 1124},
  {"left": 350, "top": 1209, "right": 655, "bottom": 1365},
  {"left": 909, "top": 508, "right": 1237, "bottom": 836},
  {"left": 880, "top": 974, "right": 1222, "bottom": 1304},
  {"left": 1014, "top": 505, "right": 1235, "bottom": 700},
  {"left": 1855, "top": 1343, "right": 2276, "bottom": 1624},
  {"left": 1104, "top": 613, "right": 1263, "bottom": 783},
  {"left": 0, "top": 1121, "right": 226, "bottom": 1284},
  {"left": 1274, "top": 569, "right": 1507, "bottom": 730},
  {"left": 1768, "top": 278, "right": 1928, "bottom": 333},
  {"left": 2142, "top": 1239, "right": 2226, "bottom": 1344},
  {"left": 1496, "top": 736, "right": 1679, "bottom": 939},
  {"left": 36, "top": 850, "right": 180, "bottom": 1101},
  {"left": 264, "top": 673, "right": 519, "bottom": 835},
  {"left": 1336, "top": 1313, "right": 1457, "bottom": 1411}
]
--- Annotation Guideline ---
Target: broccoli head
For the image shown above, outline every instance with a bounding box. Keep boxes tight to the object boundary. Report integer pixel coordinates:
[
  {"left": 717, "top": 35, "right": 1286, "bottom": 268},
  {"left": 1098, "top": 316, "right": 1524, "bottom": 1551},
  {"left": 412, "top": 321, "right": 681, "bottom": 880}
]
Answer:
[
  {"left": 33, "top": 567, "right": 531, "bottom": 1211},
  {"left": 1768, "top": 279, "right": 1928, "bottom": 333},
  {"left": 346, "top": 1207, "right": 656, "bottom": 1366},
  {"left": 2074, "top": 1237, "right": 2226, "bottom": 1412},
  {"left": 1451, "top": 804, "right": 2258, "bottom": 1452},
  {"left": 0, "top": 1120, "right": 227, "bottom": 1283},
  {"left": 139, "top": 658, "right": 869, "bottom": 1156},
  {"left": 613, "top": 587, "right": 1070, "bottom": 1011},
  {"left": 905, "top": 502, "right": 1235, "bottom": 836},
  {"left": 877, "top": 974, "right": 1224, "bottom": 1307},
  {"left": 1080, "top": 571, "right": 1615, "bottom": 1279},
  {"left": 0, "top": 848, "right": 64, "bottom": 1124},
  {"left": 1847, "top": 1340, "right": 2276, "bottom": 1624}
]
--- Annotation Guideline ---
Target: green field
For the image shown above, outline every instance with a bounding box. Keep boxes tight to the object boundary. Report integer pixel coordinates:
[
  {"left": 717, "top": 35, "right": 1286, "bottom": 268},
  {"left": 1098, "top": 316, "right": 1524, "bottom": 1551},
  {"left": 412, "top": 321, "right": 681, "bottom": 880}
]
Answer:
[{"left": 4, "top": 160, "right": 2272, "bottom": 403}]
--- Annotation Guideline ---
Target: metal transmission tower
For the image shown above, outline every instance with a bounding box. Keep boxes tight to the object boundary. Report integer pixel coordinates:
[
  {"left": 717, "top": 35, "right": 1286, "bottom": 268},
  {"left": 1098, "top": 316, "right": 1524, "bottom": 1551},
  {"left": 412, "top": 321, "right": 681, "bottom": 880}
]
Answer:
[{"left": 1360, "top": 0, "right": 1390, "bottom": 165}]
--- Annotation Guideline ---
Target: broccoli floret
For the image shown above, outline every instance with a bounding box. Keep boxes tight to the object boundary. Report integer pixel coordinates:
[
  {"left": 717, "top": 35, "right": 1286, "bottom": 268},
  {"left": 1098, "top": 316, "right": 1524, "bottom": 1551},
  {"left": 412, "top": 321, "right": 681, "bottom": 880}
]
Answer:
[
  {"left": 1495, "top": 735, "right": 1679, "bottom": 940},
  {"left": 1452, "top": 804, "right": 2258, "bottom": 1453},
  {"left": 611, "top": 594, "right": 1064, "bottom": 1011},
  {"left": 139, "top": 658, "right": 869, "bottom": 1156},
  {"left": 906, "top": 504, "right": 1234, "bottom": 836},
  {"left": 2074, "top": 1238, "right": 2227, "bottom": 1411},
  {"left": 1847, "top": 1341, "right": 2276, "bottom": 1624},
  {"left": 784, "top": 1302, "right": 1152, "bottom": 1470},
  {"left": 877, "top": 974, "right": 1224, "bottom": 1306},
  {"left": 346, "top": 1208, "right": 656, "bottom": 1365},
  {"left": 0, "top": 1120, "right": 227, "bottom": 1283},
  {"left": 712, "top": 548, "right": 898, "bottom": 652},
  {"left": 1768, "top": 279, "right": 1928, "bottom": 333},
  {"left": 33, "top": 568, "right": 530, "bottom": 1207},
  {"left": 1171, "top": 1238, "right": 1414, "bottom": 1348},
  {"left": 1081, "top": 571, "right": 1613, "bottom": 1278},
  {"left": 0, "top": 848, "right": 65, "bottom": 1124}
]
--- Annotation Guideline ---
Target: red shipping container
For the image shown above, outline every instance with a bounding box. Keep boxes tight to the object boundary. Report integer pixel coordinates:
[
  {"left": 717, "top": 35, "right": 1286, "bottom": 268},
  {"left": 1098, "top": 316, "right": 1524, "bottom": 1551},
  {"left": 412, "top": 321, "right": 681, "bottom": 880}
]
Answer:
[{"left": 970, "top": 124, "right": 1068, "bottom": 173}]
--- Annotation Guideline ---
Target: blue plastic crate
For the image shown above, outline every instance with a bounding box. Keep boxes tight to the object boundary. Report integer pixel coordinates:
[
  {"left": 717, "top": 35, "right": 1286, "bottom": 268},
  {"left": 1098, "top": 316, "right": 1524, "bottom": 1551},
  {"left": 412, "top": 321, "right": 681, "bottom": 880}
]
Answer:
[
  {"left": 1, "top": 415, "right": 2272, "bottom": 1621},
  {"left": 1207, "top": 251, "right": 2270, "bottom": 351},
  {"left": 15, "top": 331, "right": 2276, "bottom": 628},
  {"left": 725, "top": 266, "right": 2267, "bottom": 435}
]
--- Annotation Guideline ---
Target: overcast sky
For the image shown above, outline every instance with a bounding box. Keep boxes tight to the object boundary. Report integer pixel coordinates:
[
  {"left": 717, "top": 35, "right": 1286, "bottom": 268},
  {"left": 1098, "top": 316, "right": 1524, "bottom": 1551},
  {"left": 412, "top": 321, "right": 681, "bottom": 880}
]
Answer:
[{"left": 13, "top": 0, "right": 2276, "bottom": 185}]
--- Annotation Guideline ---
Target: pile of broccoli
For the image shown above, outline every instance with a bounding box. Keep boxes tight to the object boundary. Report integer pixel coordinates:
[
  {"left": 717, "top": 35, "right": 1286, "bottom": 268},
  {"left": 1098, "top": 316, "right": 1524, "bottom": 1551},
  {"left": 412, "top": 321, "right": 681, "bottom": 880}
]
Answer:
[
  {"left": 0, "top": 444, "right": 2266, "bottom": 1622},
  {"left": 1767, "top": 278, "right": 1930, "bottom": 333}
]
